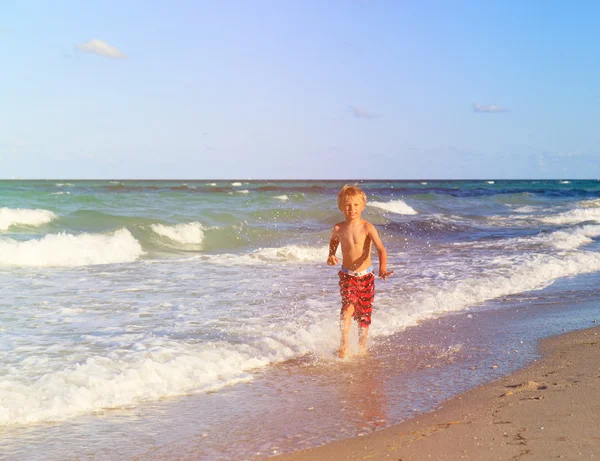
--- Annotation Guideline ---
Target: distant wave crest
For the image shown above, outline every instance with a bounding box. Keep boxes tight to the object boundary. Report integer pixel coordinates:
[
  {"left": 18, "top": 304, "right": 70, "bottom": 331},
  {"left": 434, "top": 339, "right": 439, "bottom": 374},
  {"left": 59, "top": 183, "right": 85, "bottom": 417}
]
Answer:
[
  {"left": 368, "top": 200, "right": 417, "bottom": 215},
  {"left": 150, "top": 222, "right": 205, "bottom": 246},
  {"left": 0, "top": 207, "right": 58, "bottom": 231}
]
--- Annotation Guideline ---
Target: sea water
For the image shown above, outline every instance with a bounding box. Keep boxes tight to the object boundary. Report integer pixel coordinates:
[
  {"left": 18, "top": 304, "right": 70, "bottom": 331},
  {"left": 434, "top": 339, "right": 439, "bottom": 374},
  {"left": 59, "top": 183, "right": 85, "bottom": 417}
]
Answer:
[{"left": 2, "top": 179, "right": 600, "bottom": 459}]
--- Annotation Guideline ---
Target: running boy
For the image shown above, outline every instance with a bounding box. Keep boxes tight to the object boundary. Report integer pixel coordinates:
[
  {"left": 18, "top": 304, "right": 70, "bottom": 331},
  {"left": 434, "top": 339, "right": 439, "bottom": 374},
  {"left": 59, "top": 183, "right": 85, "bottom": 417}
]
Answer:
[{"left": 327, "top": 185, "right": 393, "bottom": 358}]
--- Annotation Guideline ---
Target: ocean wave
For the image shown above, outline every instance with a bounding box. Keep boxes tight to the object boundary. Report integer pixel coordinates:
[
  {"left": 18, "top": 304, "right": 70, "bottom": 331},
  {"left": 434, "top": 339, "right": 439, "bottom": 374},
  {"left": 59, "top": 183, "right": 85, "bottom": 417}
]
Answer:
[
  {"left": 535, "top": 225, "right": 600, "bottom": 250},
  {"left": 527, "top": 225, "right": 600, "bottom": 251},
  {"left": 250, "top": 245, "right": 328, "bottom": 262},
  {"left": 368, "top": 199, "right": 417, "bottom": 215},
  {"left": 376, "top": 249, "right": 600, "bottom": 336},
  {"left": 0, "top": 340, "right": 270, "bottom": 425},
  {"left": 150, "top": 222, "right": 205, "bottom": 246},
  {"left": 576, "top": 198, "right": 600, "bottom": 209},
  {"left": 538, "top": 208, "right": 600, "bottom": 225},
  {"left": 0, "top": 207, "right": 58, "bottom": 231},
  {"left": 198, "top": 245, "right": 330, "bottom": 265},
  {"left": 511, "top": 205, "right": 539, "bottom": 213},
  {"left": 384, "top": 217, "right": 472, "bottom": 238},
  {"left": 0, "top": 228, "right": 144, "bottom": 267},
  {"left": 454, "top": 224, "right": 600, "bottom": 252}
]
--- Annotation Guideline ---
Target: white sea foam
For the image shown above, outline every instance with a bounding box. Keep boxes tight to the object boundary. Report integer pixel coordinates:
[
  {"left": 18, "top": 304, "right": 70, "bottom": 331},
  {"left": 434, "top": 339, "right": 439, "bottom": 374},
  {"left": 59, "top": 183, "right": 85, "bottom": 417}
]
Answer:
[
  {"left": 0, "top": 207, "right": 58, "bottom": 231},
  {"left": 0, "top": 341, "right": 270, "bottom": 425},
  {"left": 231, "top": 182, "right": 242, "bottom": 186},
  {"left": 368, "top": 199, "right": 417, "bottom": 215},
  {"left": 207, "top": 183, "right": 217, "bottom": 186},
  {"left": 576, "top": 198, "right": 600, "bottom": 208},
  {"left": 513, "top": 206, "right": 538, "bottom": 213},
  {"left": 376, "top": 249, "right": 600, "bottom": 337},
  {"left": 487, "top": 181, "right": 495, "bottom": 184},
  {"left": 201, "top": 245, "right": 332, "bottom": 265},
  {"left": 511, "top": 224, "right": 600, "bottom": 251},
  {"left": 237, "top": 190, "right": 250, "bottom": 194},
  {"left": 0, "top": 228, "right": 144, "bottom": 267},
  {"left": 274, "top": 195, "right": 289, "bottom": 201},
  {"left": 51, "top": 191, "right": 71, "bottom": 195},
  {"left": 456, "top": 224, "right": 600, "bottom": 252},
  {"left": 542, "top": 225, "right": 600, "bottom": 250},
  {"left": 150, "top": 222, "right": 205, "bottom": 246},
  {"left": 251, "top": 245, "right": 328, "bottom": 262},
  {"left": 538, "top": 208, "right": 600, "bottom": 225}
]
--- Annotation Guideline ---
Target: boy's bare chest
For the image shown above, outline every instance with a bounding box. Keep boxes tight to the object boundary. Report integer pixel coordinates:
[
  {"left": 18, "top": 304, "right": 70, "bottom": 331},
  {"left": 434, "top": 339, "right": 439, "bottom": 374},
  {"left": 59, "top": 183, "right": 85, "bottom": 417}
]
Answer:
[{"left": 340, "top": 227, "right": 368, "bottom": 247}]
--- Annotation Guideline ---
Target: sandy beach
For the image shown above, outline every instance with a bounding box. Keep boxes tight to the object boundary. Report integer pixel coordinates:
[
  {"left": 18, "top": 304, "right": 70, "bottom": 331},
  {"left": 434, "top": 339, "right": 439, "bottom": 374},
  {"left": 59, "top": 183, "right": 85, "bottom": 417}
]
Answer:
[{"left": 271, "top": 326, "right": 600, "bottom": 460}]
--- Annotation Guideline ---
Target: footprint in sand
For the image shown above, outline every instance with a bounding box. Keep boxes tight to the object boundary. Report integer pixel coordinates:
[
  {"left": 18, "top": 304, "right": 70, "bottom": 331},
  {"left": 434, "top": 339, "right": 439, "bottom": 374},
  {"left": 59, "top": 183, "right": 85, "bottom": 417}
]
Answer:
[{"left": 500, "top": 380, "right": 548, "bottom": 397}]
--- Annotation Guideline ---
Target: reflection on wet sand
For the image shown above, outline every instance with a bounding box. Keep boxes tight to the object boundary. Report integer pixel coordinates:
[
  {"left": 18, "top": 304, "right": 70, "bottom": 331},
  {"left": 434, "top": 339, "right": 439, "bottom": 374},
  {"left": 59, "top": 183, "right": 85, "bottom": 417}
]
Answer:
[{"left": 335, "top": 356, "right": 388, "bottom": 435}]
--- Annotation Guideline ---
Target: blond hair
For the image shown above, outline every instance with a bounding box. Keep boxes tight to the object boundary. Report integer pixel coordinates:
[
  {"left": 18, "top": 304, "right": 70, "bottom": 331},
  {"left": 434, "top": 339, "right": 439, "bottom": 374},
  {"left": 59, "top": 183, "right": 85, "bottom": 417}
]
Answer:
[{"left": 337, "top": 184, "right": 367, "bottom": 211}]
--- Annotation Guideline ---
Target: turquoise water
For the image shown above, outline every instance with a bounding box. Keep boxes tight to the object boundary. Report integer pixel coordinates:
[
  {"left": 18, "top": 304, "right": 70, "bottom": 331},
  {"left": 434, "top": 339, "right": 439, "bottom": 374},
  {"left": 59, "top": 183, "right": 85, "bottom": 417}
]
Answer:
[{"left": 2, "top": 179, "right": 600, "bottom": 458}]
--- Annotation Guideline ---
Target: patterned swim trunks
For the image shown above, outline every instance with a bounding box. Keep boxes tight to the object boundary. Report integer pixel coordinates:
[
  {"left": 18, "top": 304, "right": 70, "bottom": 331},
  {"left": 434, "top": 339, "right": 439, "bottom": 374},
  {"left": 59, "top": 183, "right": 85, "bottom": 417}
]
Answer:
[{"left": 338, "top": 270, "right": 375, "bottom": 328}]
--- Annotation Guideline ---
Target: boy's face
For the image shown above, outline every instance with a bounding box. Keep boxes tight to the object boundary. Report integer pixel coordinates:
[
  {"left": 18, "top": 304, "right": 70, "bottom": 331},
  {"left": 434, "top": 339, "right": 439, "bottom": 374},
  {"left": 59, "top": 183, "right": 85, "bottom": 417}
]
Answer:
[{"left": 341, "top": 194, "right": 365, "bottom": 220}]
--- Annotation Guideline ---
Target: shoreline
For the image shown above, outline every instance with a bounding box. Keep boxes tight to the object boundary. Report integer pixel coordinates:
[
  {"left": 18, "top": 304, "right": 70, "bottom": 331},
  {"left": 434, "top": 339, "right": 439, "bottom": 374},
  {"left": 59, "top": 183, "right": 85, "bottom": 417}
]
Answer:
[{"left": 270, "top": 325, "right": 600, "bottom": 460}]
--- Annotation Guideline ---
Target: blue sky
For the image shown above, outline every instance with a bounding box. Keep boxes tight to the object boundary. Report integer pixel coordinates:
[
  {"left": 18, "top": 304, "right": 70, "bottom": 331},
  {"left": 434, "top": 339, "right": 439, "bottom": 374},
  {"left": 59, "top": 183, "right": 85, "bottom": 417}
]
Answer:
[{"left": 1, "top": 1, "right": 599, "bottom": 179}]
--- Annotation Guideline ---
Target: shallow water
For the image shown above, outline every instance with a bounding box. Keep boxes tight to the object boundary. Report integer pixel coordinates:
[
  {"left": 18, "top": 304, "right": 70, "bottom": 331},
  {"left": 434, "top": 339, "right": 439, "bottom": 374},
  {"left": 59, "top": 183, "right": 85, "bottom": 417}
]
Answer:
[{"left": 3, "top": 272, "right": 599, "bottom": 460}]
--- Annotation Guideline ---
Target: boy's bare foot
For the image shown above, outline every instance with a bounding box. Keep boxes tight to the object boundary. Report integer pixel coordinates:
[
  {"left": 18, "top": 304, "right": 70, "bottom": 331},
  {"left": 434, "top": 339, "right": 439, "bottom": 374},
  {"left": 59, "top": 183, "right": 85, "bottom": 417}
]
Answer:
[
  {"left": 359, "top": 345, "right": 367, "bottom": 356},
  {"left": 338, "top": 345, "right": 349, "bottom": 358}
]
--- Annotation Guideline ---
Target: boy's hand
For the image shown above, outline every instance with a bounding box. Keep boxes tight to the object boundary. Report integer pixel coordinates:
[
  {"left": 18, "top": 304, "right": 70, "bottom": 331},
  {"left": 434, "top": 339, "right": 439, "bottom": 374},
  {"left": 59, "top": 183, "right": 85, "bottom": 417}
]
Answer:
[
  {"left": 327, "top": 254, "right": 339, "bottom": 266},
  {"left": 379, "top": 269, "right": 394, "bottom": 280}
]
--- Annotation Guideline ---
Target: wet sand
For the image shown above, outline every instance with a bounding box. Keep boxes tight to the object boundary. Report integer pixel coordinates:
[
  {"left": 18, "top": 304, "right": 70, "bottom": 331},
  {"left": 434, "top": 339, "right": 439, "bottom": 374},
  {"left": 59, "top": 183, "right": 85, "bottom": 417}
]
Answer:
[{"left": 271, "top": 326, "right": 600, "bottom": 460}]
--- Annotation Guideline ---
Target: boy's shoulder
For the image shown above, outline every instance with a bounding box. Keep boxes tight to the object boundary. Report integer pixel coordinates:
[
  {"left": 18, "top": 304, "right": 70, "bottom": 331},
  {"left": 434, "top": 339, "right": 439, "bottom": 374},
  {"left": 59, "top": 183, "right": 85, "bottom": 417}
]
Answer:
[
  {"left": 360, "top": 218, "right": 376, "bottom": 230},
  {"left": 333, "top": 221, "right": 346, "bottom": 231}
]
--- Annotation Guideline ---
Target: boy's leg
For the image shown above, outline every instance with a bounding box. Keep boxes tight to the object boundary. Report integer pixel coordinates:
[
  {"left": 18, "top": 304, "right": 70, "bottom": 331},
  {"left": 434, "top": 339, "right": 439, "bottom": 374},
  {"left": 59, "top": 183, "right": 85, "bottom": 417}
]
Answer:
[
  {"left": 358, "top": 325, "right": 369, "bottom": 355},
  {"left": 339, "top": 303, "right": 354, "bottom": 358}
]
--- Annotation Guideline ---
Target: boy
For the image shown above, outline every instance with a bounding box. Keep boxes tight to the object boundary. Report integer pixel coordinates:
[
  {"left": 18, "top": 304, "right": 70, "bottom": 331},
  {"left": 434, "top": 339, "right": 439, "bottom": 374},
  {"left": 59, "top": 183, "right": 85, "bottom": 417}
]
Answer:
[{"left": 327, "top": 185, "right": 393, "bottom": 358}]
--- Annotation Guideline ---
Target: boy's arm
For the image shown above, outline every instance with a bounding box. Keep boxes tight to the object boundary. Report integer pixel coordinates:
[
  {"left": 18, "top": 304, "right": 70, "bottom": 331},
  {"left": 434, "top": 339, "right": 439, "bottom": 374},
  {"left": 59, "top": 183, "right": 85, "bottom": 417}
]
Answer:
[
  {"left": 327, "top": 225, "right": 340, "bottom": 266},
  {"left": 367, "top": 223, "right": 393, "bottom": 280}
]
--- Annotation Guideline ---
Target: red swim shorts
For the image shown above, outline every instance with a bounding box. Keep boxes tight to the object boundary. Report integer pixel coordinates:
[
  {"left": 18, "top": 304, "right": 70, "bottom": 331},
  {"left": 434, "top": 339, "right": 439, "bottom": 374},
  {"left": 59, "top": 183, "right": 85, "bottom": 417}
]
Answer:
[{"left": 338, "top": 271, "right": 375, "bottom": 327}]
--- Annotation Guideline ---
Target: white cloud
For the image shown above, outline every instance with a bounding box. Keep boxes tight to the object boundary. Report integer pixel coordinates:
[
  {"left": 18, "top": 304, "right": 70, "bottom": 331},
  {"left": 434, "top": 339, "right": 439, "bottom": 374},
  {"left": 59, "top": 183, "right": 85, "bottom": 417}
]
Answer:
[
  {"left": 348, "top": 105, "right": 378, "bottom": 119},
  {"left": 472, "top": 103, "right": 508, "bottom": 114},
  {"left": 78, "top": 39, "right": 126, "bottom": 59}
]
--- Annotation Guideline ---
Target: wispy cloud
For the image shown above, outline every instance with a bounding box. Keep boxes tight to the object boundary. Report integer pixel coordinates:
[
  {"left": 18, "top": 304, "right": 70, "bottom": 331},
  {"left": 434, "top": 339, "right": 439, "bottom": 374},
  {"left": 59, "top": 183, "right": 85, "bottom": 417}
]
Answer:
[
  {"left": 348, "top": 105, "right": 379, "bottom": 119},
  {"left": 472, "top": 103, "right": 509, "bottom": 114},
  {"left": 78, "top": 39, "right": 127, "bottom": 59},
  {"left": 551, "top": 151, "right": 583, "bottom": 158}
]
